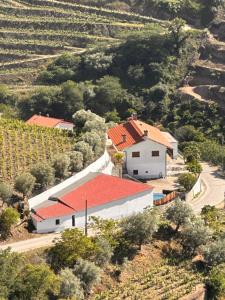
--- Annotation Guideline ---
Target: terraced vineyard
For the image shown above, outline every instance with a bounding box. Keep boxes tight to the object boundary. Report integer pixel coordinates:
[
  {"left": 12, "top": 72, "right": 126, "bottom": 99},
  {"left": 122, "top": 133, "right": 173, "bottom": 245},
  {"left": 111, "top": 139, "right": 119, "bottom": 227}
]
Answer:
[
  {"left": 0, "top": 0, "right": 161, "bottom": 85},
  {"left": 94, "top": 261, "right": 203, "bottom": 300},
  {"left": 0, "top": 118, "right": 73, "bottom": 182}
]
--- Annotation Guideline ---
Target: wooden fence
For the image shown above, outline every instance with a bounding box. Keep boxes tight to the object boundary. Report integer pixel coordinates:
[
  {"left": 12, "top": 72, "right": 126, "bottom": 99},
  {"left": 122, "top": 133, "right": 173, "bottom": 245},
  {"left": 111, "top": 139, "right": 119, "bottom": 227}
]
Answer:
[{"left": 153, "top": 191, "right": 178, "bottom": 206}]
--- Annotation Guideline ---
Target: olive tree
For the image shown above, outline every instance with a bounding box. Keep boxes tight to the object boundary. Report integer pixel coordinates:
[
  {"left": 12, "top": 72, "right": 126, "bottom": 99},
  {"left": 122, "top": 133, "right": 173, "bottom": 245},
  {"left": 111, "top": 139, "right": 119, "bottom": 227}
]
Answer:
[
  {"left": 73, "top": 258, "right": 100, "bottom": 294},
  {"left": 120, "top": 208, "right": 160, "bottom": 249},
  {"left": 14, "top": 172, "right": 36, "bottom": 200},
  {"left": 59, "top": 268, "right": 84, "bottom": 300},
  {"left": 52, "top": 154, "right": 70, "bottom": 180},
  {"left": 165, "top": 199, "right": 194, "bottom": 232},
  {"left": 202, "top": 237, "right": 225, "bottom": 267},
  {"left": 181, "top": 217, "right": 212, "bottom": 256},
  {"left": 31, "top": 163, "right": 55, "bottom": 189},
  {"left": 69, "top": 151, "right": 84, "bottom": 173},
  {"left": 94, "top": 237, "right": 113, "bottom": 267},
  {"left": 80, "top": 131, "right": 103, "bottom": 156},
  {"left": 178, "top": 173, "right": 196, "bottom": 191},
  {"left": 207, "top": 264, "right": 225, "bottom": 299},
  {"left": 0, "top": 182, "right": 13, "bottom": 206},
  {"left": 73, "top": 141, "right": 94, "bottom": 167},
  {"left": 0, "top": 208, "right": 20, "bottom": 239}
]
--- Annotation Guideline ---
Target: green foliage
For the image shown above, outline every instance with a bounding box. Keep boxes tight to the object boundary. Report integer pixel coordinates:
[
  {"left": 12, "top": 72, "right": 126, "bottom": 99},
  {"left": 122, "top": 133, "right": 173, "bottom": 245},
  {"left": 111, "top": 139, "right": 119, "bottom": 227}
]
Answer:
[
  {"left": 201, "top": 205, "right": 225, "bottom": 234},
  {"left": 183, "top": 144, "right": 201, "bottom": 162},
  {"left": 120, "top": 208, "right": 160, "bottom": 248},
  {"left": 0, "top": 207, "right": 20, "bottom": 239},
  {"left": 59, "top": 268, "right": 84, "bottom": 300},
  {"left": 14, "top": 172, "right": 36, "bottom": 199},
  {"left": 202, "top": 237, "right": 225, "bottom": 267},
  {"left": 178, "top": 173, "right": 197, "bottom": 191},
  {"left": 181, "top": 217, "right": 212, "bottom": 256},
  {"left": 31, "top": 162, "right": 55, "bottom": 189},
  {"left": 48, "top": 229, "right": 96, "bottom": 271},
  {"left": 15, "top": 264, "right": 60, "bottom": 300},
  {"left": 94, "top": 237, "right": 113, "bottom": 267},
  {"left": 165, "top": 199, "right": 194, "bottom": 232},
  {"left": 52, "top": 154, "right": 70, "bottom": 180},
  {"left": 69, "top": 151, "right": 84, "bottom": 173},
  {"left": 175, "top": 125, "right": 205, "bottom": 143},
  {"left": 0, "top": 182, "right": 13, "bottom": 205},
  {"left": 186, "top": 160, "right": 202, "bottom": 174},
  {"left": 207, "top": 264, "right": 225, "bottom": 299},
  {"left": 73, "top": 141, "right": 94, "bottom": 167},
  {"left": 73, "top": 258, "right": 100, "bottom": 294}
]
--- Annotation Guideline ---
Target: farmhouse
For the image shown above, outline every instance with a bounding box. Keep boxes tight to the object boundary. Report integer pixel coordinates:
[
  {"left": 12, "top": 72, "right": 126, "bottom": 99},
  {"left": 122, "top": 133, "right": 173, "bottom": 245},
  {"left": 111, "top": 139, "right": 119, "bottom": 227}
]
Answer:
[
  {"left": 31, "top": 172, "right": 153, "bottom": 233},
  {"left": 26, "top": 114, "right": 74, "bottom": 131},
  {"left": 108, "top": 116, "right": 178, "bottom": 179}
]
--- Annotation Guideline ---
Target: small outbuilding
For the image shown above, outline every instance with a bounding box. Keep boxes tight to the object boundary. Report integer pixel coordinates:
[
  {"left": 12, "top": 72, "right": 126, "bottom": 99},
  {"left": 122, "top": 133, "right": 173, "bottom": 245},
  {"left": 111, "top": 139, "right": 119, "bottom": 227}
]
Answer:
[
  {"left": 26, "top": 115, "right": 74, "bottom": 131},
  {"left": 31, "top": 172, "right": 154, "bottom": 233}
]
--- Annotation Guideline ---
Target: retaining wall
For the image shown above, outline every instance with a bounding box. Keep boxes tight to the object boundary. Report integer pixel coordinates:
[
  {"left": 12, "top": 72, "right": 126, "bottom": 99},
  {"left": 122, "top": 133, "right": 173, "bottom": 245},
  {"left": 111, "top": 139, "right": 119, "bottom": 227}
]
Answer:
[
  {"left": 29, "top": 150, "right": 113, "bottom": 208},
  {"left": 185, "top": 175, "right": 202, "bottom": 202}
]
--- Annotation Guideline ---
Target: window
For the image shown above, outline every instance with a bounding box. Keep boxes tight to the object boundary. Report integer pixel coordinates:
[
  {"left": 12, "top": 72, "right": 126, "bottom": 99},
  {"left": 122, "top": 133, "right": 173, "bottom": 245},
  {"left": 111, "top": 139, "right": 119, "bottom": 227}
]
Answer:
[
  {"left": 133, "top": 170, "right": 138, "bottom": 175},
  {"left": 152, "top": 151, "right": 159, "bottom": 157},
  {"left": 55, "top": 219, "right": 60, "bottom": 225},
  {"left": 132, "top": 151, "right": 140, "bottom": 158}
]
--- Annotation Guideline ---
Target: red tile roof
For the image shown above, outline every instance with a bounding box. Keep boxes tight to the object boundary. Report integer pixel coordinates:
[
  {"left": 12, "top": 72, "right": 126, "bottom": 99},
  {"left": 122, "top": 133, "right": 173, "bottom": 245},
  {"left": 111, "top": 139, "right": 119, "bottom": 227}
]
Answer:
[
  {"left": 26, "top": 115, "right": 73, "bottom": 128},
  {"left": 107, "top": 119, "right": 172, "bottom": 150},
  {"left": 34, "top": 173, "right": 153, "bottom": 221}
]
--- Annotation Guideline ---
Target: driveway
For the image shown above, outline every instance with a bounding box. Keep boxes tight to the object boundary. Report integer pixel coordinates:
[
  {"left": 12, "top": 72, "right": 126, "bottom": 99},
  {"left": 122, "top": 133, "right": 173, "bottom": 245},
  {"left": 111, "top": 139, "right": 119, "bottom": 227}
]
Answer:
[
  {"left": 189, "top": 163, "right": 225, "bottom": 213},
  {"left": 0, "top": 233, "right": 60, "bottom": 253}
]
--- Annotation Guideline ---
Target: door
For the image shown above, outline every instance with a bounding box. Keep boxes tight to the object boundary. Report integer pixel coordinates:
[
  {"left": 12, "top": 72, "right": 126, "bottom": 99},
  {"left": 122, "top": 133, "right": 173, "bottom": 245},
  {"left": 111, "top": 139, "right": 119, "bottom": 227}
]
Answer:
[{"left": 72, "top": 215, "right": 75, "bottom": 227}]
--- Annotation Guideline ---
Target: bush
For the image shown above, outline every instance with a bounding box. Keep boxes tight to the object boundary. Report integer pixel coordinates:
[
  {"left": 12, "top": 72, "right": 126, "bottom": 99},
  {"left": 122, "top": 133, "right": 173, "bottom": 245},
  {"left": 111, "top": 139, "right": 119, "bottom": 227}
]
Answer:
[
  {"left": 59, "top": 268, "right": 84, "bottom": 300},
  {"left": 73, "top": 258, "right": 100, "bottom": 294},
  {"left": 94, "top": 237, "right": 113, "bottom": 267},
  {"left": 178, "top": 173, "right": 196, "bottom": 191},
  {"left": 52, "top": 154, "right": 70, "bottom": 180},
  {"left": 0, "top": 208, "right": 20, "bottom": 239},
  {"left": 30, "top": 163, "right": 55, "bottom": 189},
  {"left": 183, "top": 144, "right": 201, "bottom": 162},
  {"left": 73, "top": 141, "right": 94, "bottom": 167},
  {"left": 14, "top": 172, "right": 36, "bottom": 199},
  {"left": 207, "top": 264, "right": 225, "bottom": 299},
  {"left": 48, "top": 229, "right": 95, "bottom": 271},
  {"left": 186, "top": 160, "right": 202, "bottom": 174}
]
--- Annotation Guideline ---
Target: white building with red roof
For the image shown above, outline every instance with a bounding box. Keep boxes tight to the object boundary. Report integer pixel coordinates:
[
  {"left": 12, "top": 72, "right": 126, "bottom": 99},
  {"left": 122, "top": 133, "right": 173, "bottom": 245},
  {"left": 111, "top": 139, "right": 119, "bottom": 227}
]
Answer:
[
  {"left": 107, "top": 115, "right": 178, "bottom": 179},
  {"left": 31, "top": 172, "right": 153, "bottom": 233},
  {"left": 26, "top": 114, "right": 74, "bottom": 131}
]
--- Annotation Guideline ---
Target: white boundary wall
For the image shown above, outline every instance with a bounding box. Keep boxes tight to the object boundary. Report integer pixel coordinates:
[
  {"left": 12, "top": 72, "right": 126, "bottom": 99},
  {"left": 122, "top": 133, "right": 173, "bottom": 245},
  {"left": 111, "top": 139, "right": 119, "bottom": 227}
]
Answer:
[
  {"left": 185, "top": 175, "right": 202, "bottom": 202},
  {"left": 29, "top": 150, "right": 113, "bottom": 209}
]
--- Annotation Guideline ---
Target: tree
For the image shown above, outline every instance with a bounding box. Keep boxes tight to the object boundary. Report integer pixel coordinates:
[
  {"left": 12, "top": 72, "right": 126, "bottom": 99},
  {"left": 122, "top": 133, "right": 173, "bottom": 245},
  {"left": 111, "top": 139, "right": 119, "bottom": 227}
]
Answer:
[
  {"left": 52, "top": 154, "right": 70, "bottom": 180},
  {"left": 31, "top": 162, "right": 55, "bottom": 189},
  {"left": 94, "top": 237, "right": 113, "bottom": 267},
  {"left": 178, "top": 173, "right": 196, "bottom": 191},
  {"left": 168, "top": 18, "right": 189, "bottom": 55},
  {"left": 0, "top": 249, "right": 26, "bottom": 299},
  {"left": 175, "top": 126, "right": 204, "bottom": 143},
  {"left": 201, "top": 205, "right": 224, "bottom": 234},
  {"left": 59, "top": 268, "right": 84, "bottom": 300},
  {"left": 120, "top": 208, "right": 160, "bottom": 249},
  {"left": 14, "top": 172, "right": 36, "bottom": 200},
  {"left": 183, "top": 144, "right": 201, "bottom": 162},
  {"left": 69, "top": 151, "right": 84, "bottom": 173},
  {"left": 181, "top": 217, "right": 212, "bottom": 256},
  {"left": 165, "top": 199, "right": 194, "bottom": 232},
  {"left": 73, "top": 141, "right": 94, "bottom": 167},
  {"left": 48, "top": 229, "right": 95, "bottom": 271},
  {"left": 15, "top": 264, "right": 60, "bottom": 300},
  {"left": 0, "top": 182, "right": 13, "bottom": 207},
  {"left": 80, "top": 131, "right": 103, "bottom": 157},
  {"left": 202, "top": 237, "right": 225, "bottom": 267},
  {"left": 73, "top": 258, "right": 100, "bottom": 294},
  {"left": 186, "top": 160, "right": 202, "bottom": 174},
  {"left": 0, "top": 208, "right": 20, "bottom": 239},
  {"left": 207, "top": 264, "right": 225, "bottom": 299}
]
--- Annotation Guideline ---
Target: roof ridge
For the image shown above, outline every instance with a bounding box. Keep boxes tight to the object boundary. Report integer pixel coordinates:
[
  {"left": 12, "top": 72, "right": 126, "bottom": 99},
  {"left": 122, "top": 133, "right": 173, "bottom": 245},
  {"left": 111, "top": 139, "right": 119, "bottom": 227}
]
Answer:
[{"left": 129, "top": 120, "right": 144, "bottom": 137}]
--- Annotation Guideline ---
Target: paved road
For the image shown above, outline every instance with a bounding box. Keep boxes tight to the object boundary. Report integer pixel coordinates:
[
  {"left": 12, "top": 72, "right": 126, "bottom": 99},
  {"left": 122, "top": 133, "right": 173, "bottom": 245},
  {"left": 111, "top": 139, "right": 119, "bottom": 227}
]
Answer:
[
  {"left": 0, "top": 233, "right": 60, "bottom": 253},
  {"left": 190, "top": 163, "right": 225, "bottom": 213}
]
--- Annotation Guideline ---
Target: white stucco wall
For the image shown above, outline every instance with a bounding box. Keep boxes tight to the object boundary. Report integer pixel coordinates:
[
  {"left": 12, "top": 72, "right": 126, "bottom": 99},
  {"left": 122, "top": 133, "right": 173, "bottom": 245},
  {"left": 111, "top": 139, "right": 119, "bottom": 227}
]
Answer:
[
  {"left": 55, "top": 122, "right": 74, "bottom": 131},
  {"left": 125, "top": 139, "right": 167, "bottom": 179},
  {"left": 29, "top": 150, "right": 113, "bottom": 208},
  {"left": 185, "top": 175, "right": 202, "bottom": 201},
  {"left": 35, "top": 189, "right": 153, "bottom": 233}
]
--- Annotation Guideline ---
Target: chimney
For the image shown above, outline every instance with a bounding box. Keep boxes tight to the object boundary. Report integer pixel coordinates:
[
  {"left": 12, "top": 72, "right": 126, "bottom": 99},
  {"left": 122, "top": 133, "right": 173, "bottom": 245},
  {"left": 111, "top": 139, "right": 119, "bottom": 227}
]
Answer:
[
  {"left": 46, "top": 114, "right": 49, "bottom": 117},
  {"left": 144, "top": 130, "right": 148, "bottom": 137},
  {"left": 39, "top": 112, "right": 42, "bottom": 115},
  {"left": 122, "top": 134, "right": 126, "bottom": 143},
  {"left": 132, "top": 113, "right": 137, "bottom": 120}
]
